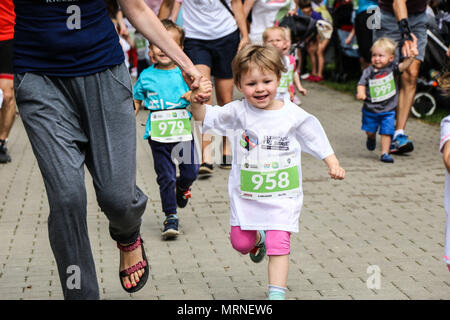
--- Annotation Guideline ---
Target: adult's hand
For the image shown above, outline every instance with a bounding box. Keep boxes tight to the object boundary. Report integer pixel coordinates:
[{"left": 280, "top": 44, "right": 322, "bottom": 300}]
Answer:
[
  {"left": 182, "top": 66, "right": 211, "bottom": 102},
  {"left": 237, "top": 35, "right": 250, "bottom": 52},
  {"left": 446, "top": 46, "right": 450, "bottom": 58},
  {"left": 401, "top": 33, "right": 418, "bottom": 58}
]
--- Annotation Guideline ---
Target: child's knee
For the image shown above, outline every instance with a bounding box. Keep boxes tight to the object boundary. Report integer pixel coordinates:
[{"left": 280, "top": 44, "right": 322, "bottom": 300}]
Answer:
[
  {"left": 230, "top": 226, "right": 256, "bottom": 254},
  {"left": 265, "top": 231, "right": 291, "bottom": 256}
]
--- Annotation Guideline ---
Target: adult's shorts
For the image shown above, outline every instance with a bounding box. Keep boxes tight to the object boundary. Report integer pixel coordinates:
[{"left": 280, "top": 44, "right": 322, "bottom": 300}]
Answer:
[
  {"left": 183, "top": 29, "right": 240, "bottom": 79},
  {"left": 374, "top": 9, "right": 427, "bottom": 62},
  {"left": 0, "top": 39, "right": 14, "bottom": 80}
]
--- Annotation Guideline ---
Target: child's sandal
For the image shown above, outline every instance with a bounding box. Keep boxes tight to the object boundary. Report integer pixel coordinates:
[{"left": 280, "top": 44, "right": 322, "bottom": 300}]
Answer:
[{"left": 117, "top": 235, "right": 149, "bottom": 293}]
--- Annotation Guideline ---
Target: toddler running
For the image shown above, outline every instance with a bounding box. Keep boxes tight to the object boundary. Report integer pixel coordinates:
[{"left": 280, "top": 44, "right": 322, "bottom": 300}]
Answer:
[
  {"left": 356, "top": 37, "right": 418, "bottom": 163},
  {"left": 262, "top": 26, "right": 307, "bottom": 103},
  {"left": 134, "top": 19, "right": 199, "bottom": 240},
  {"left": 189, "top": 44, "right": 345, "bottom": 300}
]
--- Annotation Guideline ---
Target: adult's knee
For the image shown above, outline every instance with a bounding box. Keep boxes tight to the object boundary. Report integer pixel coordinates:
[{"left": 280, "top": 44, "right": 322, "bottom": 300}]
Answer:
[{"left": 97, "top": 188, "right": 135, "bottom": 216}]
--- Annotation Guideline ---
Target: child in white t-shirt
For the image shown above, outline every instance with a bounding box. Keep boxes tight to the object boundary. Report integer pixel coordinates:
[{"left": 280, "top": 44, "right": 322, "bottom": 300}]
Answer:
[
  {"left": 440, "top": 115, "right": 450, "bottom": 271},
  {"left": 189, "top": 44, "right": 345, "bottom": 299},
  {"left": 262, "top": 26, "right": 307, "bottom": 103}
]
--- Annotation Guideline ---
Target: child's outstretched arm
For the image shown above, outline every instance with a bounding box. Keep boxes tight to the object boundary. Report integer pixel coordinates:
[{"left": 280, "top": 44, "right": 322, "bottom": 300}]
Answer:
[
  {"left": 187, "top": 78, "right": 212, "bottom": 124},
  {"left": 294, "top": 72, "right": 307, "bottom": 96},
  {"left": 323, "top": 154, "right": 345, "bottom": 180}
]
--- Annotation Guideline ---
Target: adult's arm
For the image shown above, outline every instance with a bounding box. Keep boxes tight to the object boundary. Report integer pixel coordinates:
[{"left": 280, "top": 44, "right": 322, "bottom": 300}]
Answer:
[
  {"left": 392, "top": 0, "right": 416, "bottom": 58},
  {"left": 243, "top": 0, "right": 257, "bottom": 19},
  {"left": 158, "top": 0, "right": 174, "bottom": 19},
  {"left": 231, "top": 0, "right": 250, "bottom": 51},
  {"left": 119, "top": 0, "right": 203, "bottom": 88}
]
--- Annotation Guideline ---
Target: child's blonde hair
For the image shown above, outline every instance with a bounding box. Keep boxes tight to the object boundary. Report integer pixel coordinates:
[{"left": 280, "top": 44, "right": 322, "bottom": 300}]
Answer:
[
  {"left": 232, "top": 44, "right": 287, "bottom": 87},
  {"left": 371, "top": 37, "right": 397, "bottom": 56},
  {"left": 262, "top": 26, "right": 288, "bottom": 43}
]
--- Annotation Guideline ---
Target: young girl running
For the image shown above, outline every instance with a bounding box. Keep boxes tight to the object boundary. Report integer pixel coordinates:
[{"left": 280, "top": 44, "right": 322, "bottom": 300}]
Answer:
[{"left": 188, "top": 44, "right": 345, "bottom": 300}]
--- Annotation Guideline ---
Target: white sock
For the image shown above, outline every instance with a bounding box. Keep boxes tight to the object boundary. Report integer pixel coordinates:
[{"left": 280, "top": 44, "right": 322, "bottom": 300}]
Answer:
[
  {"left": 393, "top": 129, "right": 404, "bottom": 139},
  {"left": 268, "top": 285, "right": 287, "bottom": 300}
]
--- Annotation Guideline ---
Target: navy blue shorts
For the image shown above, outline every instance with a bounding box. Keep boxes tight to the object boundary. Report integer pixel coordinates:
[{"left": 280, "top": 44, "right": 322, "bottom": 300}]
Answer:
[
  {"left": 183, "top": 29, "right": 240, "bottom": 79},
  {"left": 361, "top": 109, "right": 396, "bottom": 135}
]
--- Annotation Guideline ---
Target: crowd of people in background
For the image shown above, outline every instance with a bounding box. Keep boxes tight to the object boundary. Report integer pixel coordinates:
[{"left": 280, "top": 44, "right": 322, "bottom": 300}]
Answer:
[{"left": 2, "top": 0, "right": 450, "bottom": 300}]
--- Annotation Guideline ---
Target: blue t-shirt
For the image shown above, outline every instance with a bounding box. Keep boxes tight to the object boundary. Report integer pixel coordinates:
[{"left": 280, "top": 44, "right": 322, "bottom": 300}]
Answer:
[
  {"left": 13, "top": 0, "right": 124, "bottom": 76},
  {"left": 355, "top": 0, "right": 378, "bottom": 15},
  {"left": 133, "top": 65, "right": 190, "bottom": 139}
]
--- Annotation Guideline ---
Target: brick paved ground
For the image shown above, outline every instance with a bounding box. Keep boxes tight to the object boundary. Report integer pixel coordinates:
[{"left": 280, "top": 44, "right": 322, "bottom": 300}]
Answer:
[{"left": 0, "top": 81, "right": 449, "bottom": 300}]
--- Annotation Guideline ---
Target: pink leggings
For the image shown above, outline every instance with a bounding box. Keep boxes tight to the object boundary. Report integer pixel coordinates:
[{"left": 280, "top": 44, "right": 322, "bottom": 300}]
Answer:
[{"left": 230, "top": 226, "right": 291, "bottom": 256}]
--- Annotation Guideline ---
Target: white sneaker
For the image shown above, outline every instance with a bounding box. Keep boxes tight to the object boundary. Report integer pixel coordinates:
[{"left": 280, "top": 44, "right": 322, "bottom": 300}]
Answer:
[{"left": 300, "top": 73, "right": 310, "bottom": 80}]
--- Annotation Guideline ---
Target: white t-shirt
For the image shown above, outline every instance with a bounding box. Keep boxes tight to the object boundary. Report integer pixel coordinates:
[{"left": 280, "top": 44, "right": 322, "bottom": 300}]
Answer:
[
  {"left": 182, "top": 0, "right": 238, "bottom": 40},
  {"left": 249, "top": 0, "right": 295, "bottom": 44},
  {"left": 202, "top": 97, "right": 334, "bottom": 232},
  {"left": 275, "top": 55, "right": 295, "bottom": 101},
  {"left": 440, "top": 115, "right": 450, "bottom": 265}
]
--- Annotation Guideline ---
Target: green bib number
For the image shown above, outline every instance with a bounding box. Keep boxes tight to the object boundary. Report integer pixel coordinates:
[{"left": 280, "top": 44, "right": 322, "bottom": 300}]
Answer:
[
  {"left": 150, "top": 110, "right": 192, "bottom": 143},
  {"left": 240, "top": 165, "right": 300, "bottom": 199},
  {"left": 369, "top": 72, "right": 396, "bottom": 103}
]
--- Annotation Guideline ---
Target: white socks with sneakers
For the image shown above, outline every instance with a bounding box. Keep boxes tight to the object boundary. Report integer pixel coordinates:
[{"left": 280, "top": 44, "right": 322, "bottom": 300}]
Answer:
[{"left": 393, "top": 129, "right": 404, "bottom": 140}]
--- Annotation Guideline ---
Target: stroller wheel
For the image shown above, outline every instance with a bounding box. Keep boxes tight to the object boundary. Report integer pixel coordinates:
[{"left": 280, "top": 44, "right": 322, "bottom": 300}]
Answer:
[{"left": 411, "top": 92, "right": 436, "bottom": 118}]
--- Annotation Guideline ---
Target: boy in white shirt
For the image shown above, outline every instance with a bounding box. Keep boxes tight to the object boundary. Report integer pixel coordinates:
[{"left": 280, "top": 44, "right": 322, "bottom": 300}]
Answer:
[{"left": 188, "top": 44, "right": 345, "bottom": 299}]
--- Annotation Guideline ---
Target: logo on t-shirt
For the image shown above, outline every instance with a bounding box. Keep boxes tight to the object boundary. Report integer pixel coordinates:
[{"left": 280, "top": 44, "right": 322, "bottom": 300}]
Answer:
[{"left": 261, "top": 136, "right": 289, "bottom": 151}]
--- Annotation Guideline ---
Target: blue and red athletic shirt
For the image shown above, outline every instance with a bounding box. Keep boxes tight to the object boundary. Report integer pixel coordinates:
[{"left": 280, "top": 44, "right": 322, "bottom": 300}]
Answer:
[{"left": 13, "top": 0, "right": 124, "bottom": 76}]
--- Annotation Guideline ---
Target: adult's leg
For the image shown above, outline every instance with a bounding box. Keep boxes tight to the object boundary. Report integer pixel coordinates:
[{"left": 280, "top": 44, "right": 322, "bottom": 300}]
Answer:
[
  {"left": 0, "top": 77, "right": 16, "bottom": 162},
  {"left": 317, "top": 38, "right": 330, "bottom": 79},
  {"left": 15, "top": 73, "right": 99, "bottom": 300},
  {"left": 397, "top": 59, "right": 421, "bottom": 131},
  {"left": 79, "top": 64, "right": 148, "bottom": 290}
]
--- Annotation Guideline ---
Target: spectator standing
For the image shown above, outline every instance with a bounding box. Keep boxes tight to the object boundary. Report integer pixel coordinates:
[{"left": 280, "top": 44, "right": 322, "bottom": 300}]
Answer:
[
  {"left": 353, "top": 0, "right": 378, "bottom": 70},
  {"left": 244, "top": 0, "right": 297, "bottom": 44}
]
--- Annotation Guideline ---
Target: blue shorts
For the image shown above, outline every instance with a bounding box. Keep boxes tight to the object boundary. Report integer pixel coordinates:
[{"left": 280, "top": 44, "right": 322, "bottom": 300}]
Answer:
[
  {"left": 183, "top": 29, "right": 240, "bottom": 79},
  {"left": 361, "top": 109, "right": 396, "bottom": 135}
]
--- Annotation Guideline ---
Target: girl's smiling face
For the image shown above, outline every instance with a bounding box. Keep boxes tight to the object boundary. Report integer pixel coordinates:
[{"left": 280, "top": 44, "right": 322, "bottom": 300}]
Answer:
[{"left": 237, "top": 65, "right": 283, "bottom": 110}]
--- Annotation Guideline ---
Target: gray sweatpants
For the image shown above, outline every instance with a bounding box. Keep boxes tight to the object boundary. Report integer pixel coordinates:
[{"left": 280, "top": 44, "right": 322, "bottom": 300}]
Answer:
[{"left": 14, "top": 63, "right": 148, "bottom": 300}]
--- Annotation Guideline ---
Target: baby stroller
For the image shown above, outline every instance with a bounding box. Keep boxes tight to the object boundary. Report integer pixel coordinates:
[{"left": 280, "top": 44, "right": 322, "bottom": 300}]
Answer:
[
  {"left": 411, "top": 7, "right": 450, "bottom": 118},
  {"left": 279, "top": 14, "right": 318, "bottom": 53},
  {"left": 279, "top": 13, "right": 333, "bottom": 78}
]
